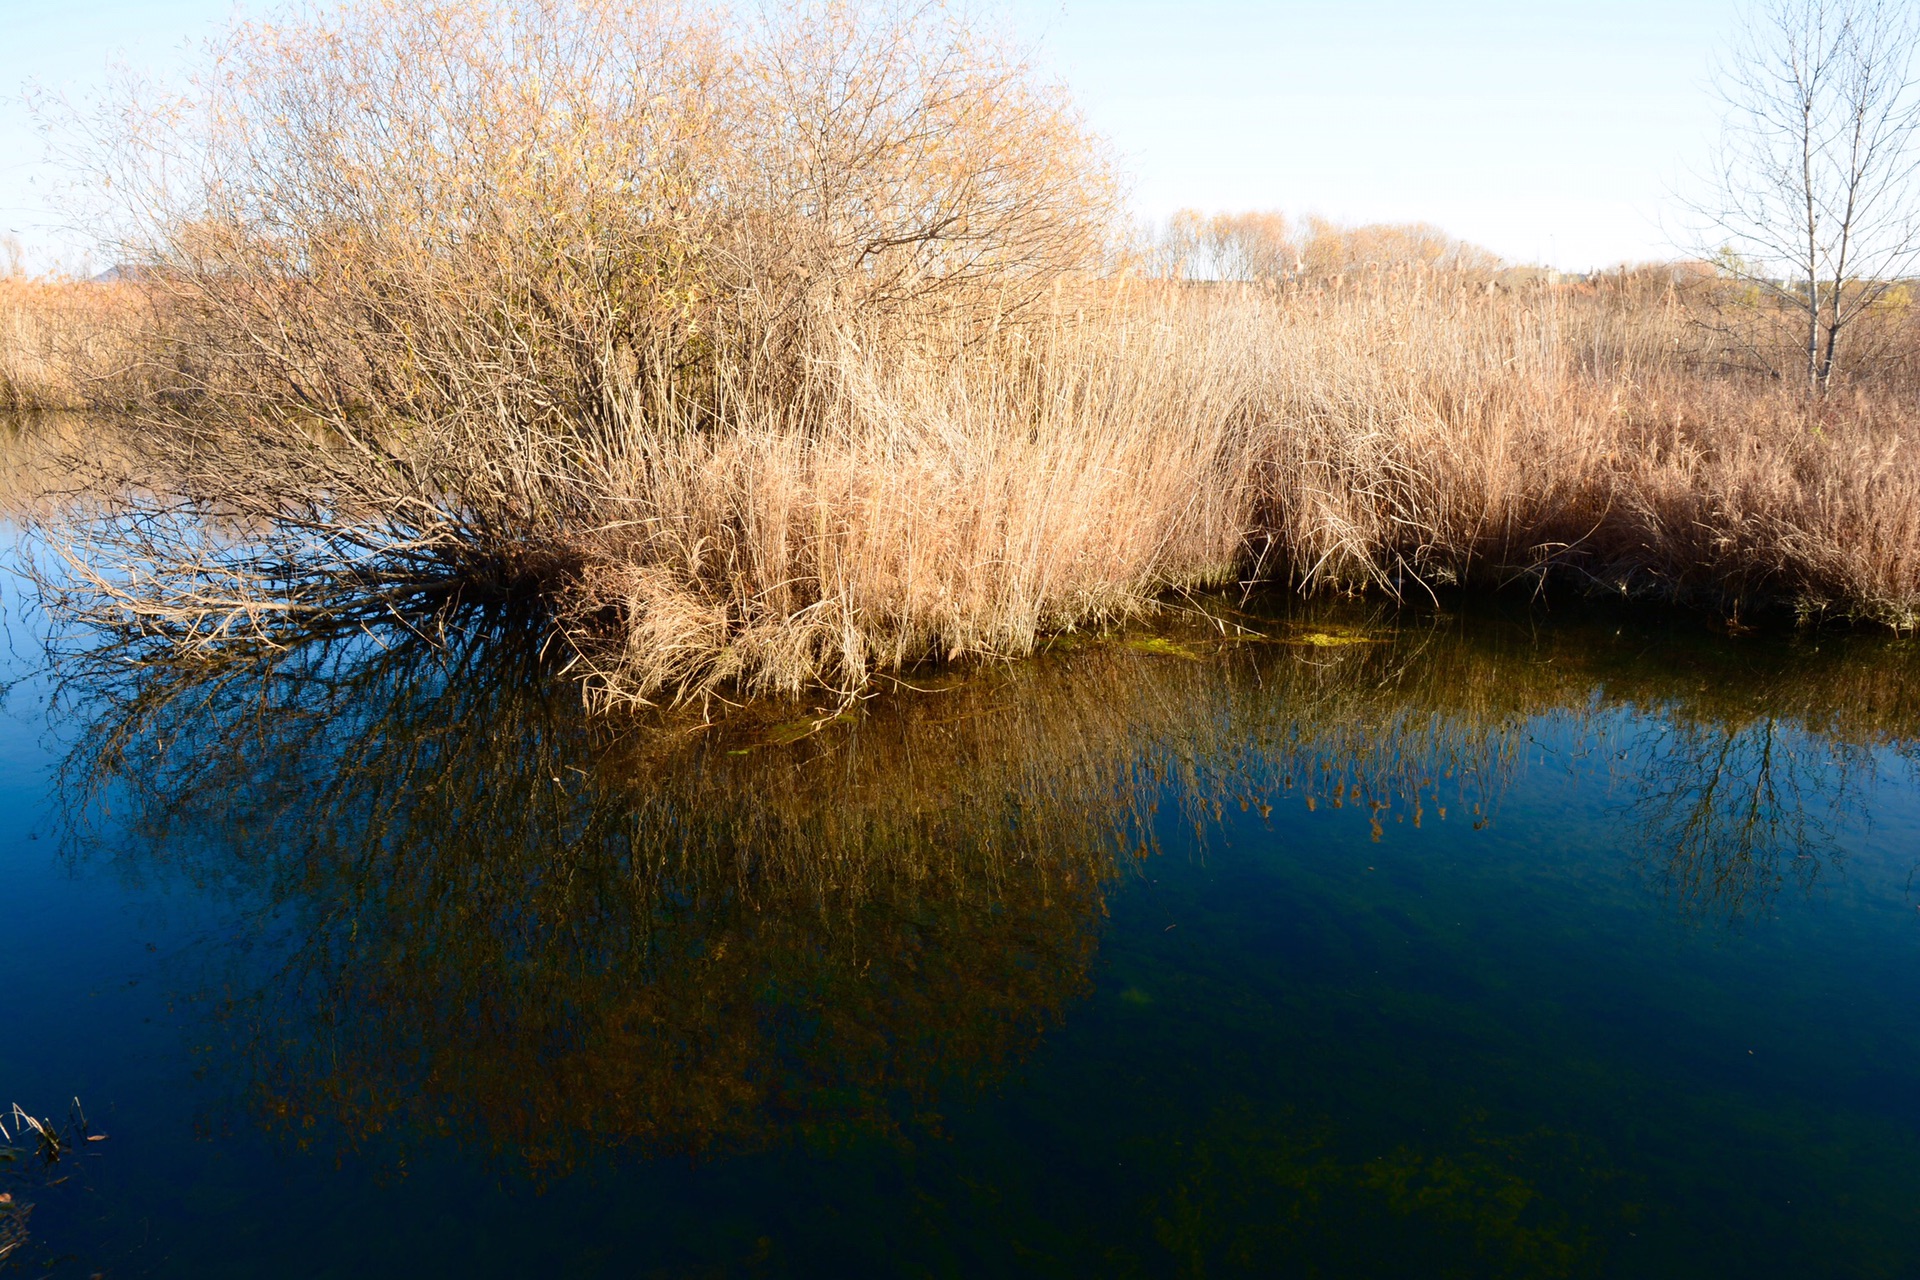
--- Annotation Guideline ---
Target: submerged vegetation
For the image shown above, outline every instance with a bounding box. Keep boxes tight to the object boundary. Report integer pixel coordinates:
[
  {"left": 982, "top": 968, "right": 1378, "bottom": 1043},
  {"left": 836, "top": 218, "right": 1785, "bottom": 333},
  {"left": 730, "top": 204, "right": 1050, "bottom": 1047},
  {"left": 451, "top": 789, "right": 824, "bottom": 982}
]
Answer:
[
  {"left": 8, "top": 0, "right": 1920, "bottom": 705},
  {"left": 0, "top": 1099, "right": 106, "bottom": 1271}
]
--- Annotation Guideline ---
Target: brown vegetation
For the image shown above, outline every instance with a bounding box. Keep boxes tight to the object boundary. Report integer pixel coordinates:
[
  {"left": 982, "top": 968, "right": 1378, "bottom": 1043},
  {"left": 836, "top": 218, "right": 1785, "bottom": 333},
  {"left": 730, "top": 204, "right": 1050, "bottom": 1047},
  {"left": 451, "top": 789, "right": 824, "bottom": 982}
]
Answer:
[
  {"left": 11, "top": 0, "right": 1920, "bottom": 708},
  {"left": 0, "top": 276, "right": 142, "bottom": 411}
]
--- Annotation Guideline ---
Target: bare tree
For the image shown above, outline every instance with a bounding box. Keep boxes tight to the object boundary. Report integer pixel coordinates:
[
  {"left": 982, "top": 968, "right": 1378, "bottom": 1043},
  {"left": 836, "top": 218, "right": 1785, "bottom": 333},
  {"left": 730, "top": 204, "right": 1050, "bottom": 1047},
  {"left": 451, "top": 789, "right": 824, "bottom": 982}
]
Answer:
[{"left": 1694, "top": 0, "right": 1920, "bottom": 390}]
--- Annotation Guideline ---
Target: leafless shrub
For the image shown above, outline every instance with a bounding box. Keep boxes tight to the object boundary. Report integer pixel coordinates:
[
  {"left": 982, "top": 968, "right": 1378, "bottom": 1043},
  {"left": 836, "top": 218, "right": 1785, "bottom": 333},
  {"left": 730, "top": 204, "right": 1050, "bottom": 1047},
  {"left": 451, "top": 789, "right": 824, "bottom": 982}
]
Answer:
[
  {"left": 14, "top": 3, "right": 1920, "bottom": 707},
  {"left": 30, "top": 0, "right": 1121, "bottom": 688}
]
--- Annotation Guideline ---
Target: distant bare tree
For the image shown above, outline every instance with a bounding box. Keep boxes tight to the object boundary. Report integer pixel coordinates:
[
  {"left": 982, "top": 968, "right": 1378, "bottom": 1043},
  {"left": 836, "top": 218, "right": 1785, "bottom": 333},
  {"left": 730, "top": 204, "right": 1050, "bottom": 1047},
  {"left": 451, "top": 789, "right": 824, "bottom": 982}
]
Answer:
[
  {"left": 1296, "top": 217, "right": 1499, "bottom": 279},
  {"left": 1149, "top": 211, "right": 1295, "bottom": 282},
  {"left": 1147, "top": 211, "right": 1497, "bottom": 284},
  {"left": 1694, "top": 0, "right": 1920, "bottom": 390}
]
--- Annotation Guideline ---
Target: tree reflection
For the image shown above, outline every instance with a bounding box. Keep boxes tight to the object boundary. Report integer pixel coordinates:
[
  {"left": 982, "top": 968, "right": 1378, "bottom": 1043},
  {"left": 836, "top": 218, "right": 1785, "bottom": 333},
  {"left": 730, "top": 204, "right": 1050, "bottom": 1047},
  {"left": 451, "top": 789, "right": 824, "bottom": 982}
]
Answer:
[
  {"left": 1617, "top": 714, "right": 1866, "bottom": 918},
  {"left": 51, "top": 602, "right": 1920, "bottom": 1174},
  {"left": 57, "top": 626, "right": 1143, "bottom": 1173}
]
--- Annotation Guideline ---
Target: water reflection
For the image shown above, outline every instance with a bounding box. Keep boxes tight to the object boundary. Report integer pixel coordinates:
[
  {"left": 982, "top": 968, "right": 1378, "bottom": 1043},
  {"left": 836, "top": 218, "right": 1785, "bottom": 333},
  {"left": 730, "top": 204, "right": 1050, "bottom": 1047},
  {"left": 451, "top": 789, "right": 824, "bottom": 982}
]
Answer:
[
  {"left": 36, "top": 580, "right": 1918, "bottom": 1182},
  {"left": 1568, "top": 634, "right": 1918, "bottom": 917},
  {"left": 58, "top": 627, "right": 1148, "bottom": 1173}
]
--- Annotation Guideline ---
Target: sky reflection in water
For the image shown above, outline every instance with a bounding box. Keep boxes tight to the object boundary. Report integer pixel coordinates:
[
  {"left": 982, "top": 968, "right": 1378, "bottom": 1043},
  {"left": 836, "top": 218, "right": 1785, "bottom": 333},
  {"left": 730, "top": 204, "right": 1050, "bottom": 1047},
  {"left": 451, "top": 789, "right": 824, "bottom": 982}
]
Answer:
[{"left": 4, "top": 518, "right": 1920, "bottom": 1278}]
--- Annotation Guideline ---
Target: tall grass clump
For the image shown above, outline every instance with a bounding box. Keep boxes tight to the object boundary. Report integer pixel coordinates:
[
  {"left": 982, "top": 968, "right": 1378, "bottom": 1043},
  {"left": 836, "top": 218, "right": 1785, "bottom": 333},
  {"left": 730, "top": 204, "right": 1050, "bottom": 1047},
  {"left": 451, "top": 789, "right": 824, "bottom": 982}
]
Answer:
[
  {"left": 23, "top": 0, "right": 1920, "bottom": 706},
  {"left": 40, "top": 0, "right": 1186, "bottom": 699},
  {"left": 1233, "top": 267, "right": 1920, "bottom": 628},
  {"left": 0, "top": 274, "right": 143, "bottom": 411}
]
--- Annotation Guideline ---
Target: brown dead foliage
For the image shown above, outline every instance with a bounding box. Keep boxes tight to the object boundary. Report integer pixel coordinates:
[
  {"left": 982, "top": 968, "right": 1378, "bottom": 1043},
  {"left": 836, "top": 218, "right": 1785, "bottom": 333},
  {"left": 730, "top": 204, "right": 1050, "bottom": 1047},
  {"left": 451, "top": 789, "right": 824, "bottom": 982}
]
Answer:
[{"left": 11, "top": 3, "right": 1920, "bottom": 707}]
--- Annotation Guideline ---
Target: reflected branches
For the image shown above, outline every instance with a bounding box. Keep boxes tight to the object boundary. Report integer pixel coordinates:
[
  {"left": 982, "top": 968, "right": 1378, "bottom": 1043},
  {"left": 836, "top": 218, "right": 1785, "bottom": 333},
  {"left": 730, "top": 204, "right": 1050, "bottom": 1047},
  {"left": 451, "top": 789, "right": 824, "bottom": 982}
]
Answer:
[
  {"left": 47, "top": 601, "right": 1920, "bottom": 1173},
  {"left": 55, "top": 621, "right": 1142, "bottom": 1173},
  {"left": 1622, "top": 714, "right": 1875, "bottom": 918}
]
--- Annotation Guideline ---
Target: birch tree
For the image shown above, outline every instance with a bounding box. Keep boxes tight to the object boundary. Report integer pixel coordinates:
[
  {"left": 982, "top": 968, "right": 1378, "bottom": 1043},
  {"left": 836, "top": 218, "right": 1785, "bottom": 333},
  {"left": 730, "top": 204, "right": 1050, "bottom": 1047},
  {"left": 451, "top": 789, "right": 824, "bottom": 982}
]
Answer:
[{"left": 1696, "top": 0, "right": 1920, "bottom": 389}]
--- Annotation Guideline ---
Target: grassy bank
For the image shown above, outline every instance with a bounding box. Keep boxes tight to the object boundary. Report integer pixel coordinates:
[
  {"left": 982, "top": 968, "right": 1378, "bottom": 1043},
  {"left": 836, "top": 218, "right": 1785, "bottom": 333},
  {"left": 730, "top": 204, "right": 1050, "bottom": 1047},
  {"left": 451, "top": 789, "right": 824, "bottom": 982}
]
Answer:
[
  {"left": 26, "top": 270, "right": 1919, "bottom": 701},
  {"left": 12, "top": 0, "right": 1920, "bottom": 707},
  {"left": 547, "top": 274, "right": 1920, "bottom": 703}
]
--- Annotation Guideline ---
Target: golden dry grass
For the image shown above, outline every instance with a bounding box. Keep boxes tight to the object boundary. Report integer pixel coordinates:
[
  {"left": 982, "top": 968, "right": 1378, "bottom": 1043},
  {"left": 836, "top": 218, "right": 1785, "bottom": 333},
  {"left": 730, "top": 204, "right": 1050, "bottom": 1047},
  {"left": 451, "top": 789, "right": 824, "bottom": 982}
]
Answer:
[
  {"left": 15, "top": 266, "right": 1920, "bottom": 708},
  {"left": 0, "top": 279, "right": 141, "bottom": 411},
  {"left": 1235, "top": 272, "right": 1920, "bottom": 621},
  {"left": 13, "top": 0, "right": 1920, "bottom": 709},
  {"left": 552, "top": 273, "right": 1920, "bottom": 704}
]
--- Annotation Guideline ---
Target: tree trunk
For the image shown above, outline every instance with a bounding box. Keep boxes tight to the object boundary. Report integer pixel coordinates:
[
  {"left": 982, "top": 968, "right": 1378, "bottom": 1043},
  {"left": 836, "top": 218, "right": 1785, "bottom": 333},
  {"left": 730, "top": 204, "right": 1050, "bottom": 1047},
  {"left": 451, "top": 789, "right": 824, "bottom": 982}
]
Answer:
[
  {"left": 1806, "top": 271, "right": 1822, "bottom": 389},
  {"left": 1817, "top": 289, "right": 1843, "bottom": 391}
]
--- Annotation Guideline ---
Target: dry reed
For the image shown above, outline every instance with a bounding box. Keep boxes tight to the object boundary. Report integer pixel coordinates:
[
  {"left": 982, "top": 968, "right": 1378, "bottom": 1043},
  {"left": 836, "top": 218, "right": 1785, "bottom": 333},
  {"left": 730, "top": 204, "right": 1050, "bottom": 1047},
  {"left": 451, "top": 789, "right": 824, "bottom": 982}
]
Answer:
[
  {"left": 0, "top": 279, "right": 142, "bottom": 411},
  {"left": 13, "top": 0, "right": 1920, "bottom": 708}
]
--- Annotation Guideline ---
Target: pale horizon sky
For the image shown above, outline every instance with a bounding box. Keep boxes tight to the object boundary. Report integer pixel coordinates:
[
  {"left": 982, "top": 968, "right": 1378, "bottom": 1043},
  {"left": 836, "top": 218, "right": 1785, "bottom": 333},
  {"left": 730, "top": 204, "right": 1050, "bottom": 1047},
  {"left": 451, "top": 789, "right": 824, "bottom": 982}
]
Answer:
[{"left": 1, "top": 0, "right": 1745, "bottom": 273}]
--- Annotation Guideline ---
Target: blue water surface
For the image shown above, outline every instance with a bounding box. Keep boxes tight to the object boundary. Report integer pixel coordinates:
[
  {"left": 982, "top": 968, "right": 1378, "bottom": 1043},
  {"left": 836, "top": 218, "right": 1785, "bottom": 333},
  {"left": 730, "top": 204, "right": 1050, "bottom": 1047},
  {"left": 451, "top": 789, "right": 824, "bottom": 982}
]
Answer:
[{"left": 4, "top": 512, "right": 1920, "bottom": 1279}]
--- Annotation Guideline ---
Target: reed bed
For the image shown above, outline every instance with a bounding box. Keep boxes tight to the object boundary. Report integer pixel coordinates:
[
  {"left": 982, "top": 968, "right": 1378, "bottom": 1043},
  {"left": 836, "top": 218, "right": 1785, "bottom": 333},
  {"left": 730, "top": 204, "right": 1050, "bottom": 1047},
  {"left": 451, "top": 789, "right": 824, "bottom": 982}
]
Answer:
[
  {"left": 11, "top": 0, "right": 1920, "bottom": 708},
  {"left": 0, "top": 279, "right": 141, "bottom": 411},
  {"left": 1235, "top": 272, "right": 1920, "bottom": 626},
  {"left": 17, "top": 267, "right": 1920, "bottom": 706}
]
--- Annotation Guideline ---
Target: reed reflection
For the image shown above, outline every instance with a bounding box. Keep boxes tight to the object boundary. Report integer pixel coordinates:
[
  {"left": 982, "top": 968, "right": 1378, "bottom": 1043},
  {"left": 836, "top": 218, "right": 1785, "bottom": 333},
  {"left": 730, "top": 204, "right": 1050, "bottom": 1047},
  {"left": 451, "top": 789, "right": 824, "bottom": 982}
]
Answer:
[
  {"left": 51, "top": 599, "right": 1920, "bottom": 1174},
  {"left": 56, "top": 627, "right": 1146, "bottom": 1173}
]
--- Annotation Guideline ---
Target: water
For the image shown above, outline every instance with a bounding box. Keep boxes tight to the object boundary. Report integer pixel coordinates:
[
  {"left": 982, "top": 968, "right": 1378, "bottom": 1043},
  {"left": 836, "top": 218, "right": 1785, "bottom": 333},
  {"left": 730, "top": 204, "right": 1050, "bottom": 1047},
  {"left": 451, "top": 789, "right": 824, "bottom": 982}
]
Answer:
[{"left": 5, "top": 509, "right": 1920, "bottom": 1276}]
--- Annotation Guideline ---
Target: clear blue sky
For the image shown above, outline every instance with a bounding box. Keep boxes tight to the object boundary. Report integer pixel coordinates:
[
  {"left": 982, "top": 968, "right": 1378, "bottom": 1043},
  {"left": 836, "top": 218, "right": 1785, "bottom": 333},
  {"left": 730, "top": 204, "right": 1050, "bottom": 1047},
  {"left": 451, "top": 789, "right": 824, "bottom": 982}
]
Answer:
[{"left": 0, "top": 0, "right": 1744, "bottom": 272}]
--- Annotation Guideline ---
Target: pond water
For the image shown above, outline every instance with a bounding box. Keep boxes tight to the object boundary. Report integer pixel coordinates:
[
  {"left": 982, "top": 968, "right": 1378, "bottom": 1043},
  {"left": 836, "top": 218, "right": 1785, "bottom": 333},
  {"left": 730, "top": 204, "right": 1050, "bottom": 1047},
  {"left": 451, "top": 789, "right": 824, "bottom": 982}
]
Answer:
[{"left": 5, "top": 469, "right": 1920, "bottom": 1276}]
